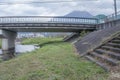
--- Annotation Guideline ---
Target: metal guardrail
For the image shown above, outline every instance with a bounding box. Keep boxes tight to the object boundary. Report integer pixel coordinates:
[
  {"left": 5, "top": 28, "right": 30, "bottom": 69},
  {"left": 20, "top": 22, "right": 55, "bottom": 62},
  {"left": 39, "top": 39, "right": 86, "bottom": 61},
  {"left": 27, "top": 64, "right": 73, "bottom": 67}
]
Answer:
[
  {"left": 0, "top": 16, "right": 98, "bottom": 24},
  {"left": 103, "top": 11, "right": 120, "bottom": 22}
]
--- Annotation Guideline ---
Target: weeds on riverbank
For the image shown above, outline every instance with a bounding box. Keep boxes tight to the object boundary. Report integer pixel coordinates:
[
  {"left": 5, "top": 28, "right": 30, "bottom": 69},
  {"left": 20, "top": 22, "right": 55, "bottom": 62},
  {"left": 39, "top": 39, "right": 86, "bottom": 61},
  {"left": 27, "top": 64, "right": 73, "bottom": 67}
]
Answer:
[
  {"left": 0, "top": 38, "right": 108, "bottom": 80},
  {"left": 21, "top": 37, "right": 62, "bottom": 45}
]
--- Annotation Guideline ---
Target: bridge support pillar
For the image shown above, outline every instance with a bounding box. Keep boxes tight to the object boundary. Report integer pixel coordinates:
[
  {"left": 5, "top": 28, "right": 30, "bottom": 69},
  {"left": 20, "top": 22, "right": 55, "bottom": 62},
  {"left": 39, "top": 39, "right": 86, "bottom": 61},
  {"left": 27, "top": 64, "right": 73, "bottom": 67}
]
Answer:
[{"left": 0, "top": 30, "right": 17, "bottom": 60}]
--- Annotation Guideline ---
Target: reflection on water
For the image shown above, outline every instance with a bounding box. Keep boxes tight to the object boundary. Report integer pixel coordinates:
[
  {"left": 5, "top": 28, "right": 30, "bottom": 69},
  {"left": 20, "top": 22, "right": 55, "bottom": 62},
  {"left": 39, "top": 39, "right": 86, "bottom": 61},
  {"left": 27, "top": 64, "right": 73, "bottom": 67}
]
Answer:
[{"left": 0, "top": 44, "right": 39, "bottom": 54}]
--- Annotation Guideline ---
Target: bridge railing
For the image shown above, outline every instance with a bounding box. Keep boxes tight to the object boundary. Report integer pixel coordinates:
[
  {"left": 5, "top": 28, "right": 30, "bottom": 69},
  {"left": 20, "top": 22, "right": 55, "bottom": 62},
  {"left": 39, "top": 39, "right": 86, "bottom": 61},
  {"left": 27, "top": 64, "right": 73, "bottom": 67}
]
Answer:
[
  {"left": 103, "top": 11, "right": 120, "bottom": 22},
  {"left": 0, "top": 16, "right": 98, "bottom": 24}
]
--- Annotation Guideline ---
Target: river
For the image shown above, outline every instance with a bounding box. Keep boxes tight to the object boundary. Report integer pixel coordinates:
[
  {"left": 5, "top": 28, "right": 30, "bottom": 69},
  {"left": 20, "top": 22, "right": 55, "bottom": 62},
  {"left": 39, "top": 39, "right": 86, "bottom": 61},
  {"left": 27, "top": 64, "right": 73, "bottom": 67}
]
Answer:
[{"left": 0, "top": 44, "right": 39, "bottom": 54}]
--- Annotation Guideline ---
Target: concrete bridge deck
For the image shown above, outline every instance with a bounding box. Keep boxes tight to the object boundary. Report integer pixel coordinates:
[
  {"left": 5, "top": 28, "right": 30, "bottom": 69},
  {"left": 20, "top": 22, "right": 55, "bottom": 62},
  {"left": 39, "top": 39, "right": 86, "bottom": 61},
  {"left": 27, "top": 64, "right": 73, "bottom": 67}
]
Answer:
[
  {"left": 0, "top": 16, "right": 98, "bottom": 32},
  {"left": 0, "top": 23, "right": 96, "bottom": 32}
]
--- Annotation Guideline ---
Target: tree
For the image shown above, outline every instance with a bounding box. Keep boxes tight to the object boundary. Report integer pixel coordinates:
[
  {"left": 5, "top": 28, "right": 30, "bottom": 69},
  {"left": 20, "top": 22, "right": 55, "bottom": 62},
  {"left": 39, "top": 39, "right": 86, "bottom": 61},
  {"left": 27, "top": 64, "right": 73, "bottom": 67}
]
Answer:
[{"left": 95, "top": 14, "right": 107, "bottom": 19}]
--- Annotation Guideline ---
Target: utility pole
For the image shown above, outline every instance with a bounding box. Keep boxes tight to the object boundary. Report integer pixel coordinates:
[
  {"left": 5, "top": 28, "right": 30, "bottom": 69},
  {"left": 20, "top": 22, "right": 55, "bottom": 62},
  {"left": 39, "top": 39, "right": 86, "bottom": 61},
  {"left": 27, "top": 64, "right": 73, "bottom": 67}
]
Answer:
[{"left": 114, "top": 0, "right": 117, "bottom": 18}]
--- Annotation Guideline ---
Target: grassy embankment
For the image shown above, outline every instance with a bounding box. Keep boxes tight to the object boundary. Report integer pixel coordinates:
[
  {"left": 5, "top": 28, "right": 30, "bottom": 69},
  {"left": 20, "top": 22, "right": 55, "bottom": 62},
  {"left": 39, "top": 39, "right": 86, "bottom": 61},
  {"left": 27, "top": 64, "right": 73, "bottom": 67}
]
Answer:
[
  {"left": 0, "top": 39, "right": 2, "bottom": 48},
  {"left": 0, "top": 37, "right": 108, "bottom": 80}
]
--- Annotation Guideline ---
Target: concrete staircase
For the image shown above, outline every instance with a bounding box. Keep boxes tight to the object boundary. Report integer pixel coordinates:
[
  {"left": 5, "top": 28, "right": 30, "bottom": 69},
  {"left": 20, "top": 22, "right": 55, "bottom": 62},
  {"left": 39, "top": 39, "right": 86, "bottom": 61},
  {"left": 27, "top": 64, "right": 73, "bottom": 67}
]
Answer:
[
  {"left": 63, "top": 33, "right": 80, "bottom": 42},
  {"left": 74, "top": 25, "right": 120, "bottom": 71},
  {"left": 85, "top": 34, "right": 120, "bottom": 71}
]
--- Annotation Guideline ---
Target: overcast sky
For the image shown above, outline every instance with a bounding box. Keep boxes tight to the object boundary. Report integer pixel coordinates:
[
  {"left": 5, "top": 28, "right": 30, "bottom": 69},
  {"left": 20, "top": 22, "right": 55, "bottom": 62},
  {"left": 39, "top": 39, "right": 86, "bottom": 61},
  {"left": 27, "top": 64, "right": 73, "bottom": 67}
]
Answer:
[{"left": 0, "top": 0, "right": 120, "bottom": 16}]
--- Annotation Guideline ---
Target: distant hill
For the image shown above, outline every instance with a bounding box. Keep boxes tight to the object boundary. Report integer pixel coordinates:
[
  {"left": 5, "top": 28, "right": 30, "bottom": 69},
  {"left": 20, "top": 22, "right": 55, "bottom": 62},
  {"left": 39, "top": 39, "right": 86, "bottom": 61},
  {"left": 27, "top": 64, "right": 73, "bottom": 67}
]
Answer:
[{"left": 64, "top": 11, "right": 93, "bottom": 18}]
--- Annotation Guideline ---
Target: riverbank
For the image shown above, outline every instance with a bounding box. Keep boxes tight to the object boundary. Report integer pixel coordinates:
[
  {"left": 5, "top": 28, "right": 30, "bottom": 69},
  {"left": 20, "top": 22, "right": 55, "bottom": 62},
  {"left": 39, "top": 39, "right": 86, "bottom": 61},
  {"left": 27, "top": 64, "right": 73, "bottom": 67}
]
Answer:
[{"left": 0, "top": 38, "right": 108, "bottom": 80}]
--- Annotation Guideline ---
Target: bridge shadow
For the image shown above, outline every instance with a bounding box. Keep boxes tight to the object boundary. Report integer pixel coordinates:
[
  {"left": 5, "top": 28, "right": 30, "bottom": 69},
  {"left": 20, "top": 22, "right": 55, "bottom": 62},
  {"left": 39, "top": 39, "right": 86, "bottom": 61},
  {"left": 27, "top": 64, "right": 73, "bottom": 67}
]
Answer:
[{"left": 38, "top": 41, "right": 64, "bottom": 47}]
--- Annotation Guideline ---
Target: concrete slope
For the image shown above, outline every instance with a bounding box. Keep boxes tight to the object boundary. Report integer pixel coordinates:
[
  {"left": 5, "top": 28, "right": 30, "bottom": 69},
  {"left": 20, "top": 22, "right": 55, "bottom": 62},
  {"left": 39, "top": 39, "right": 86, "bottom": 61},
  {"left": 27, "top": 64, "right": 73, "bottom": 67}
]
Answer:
[
  {"left": 63, "top": 33, "right": 80, "bottom": 42},
  {"left": 74, "top": 25, "right": 120, "bottom": 56}
]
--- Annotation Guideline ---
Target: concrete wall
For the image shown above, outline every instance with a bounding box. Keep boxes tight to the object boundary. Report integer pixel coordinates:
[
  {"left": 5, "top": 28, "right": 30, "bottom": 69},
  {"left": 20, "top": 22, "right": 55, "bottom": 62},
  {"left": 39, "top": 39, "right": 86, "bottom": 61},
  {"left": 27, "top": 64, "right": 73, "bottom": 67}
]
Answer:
[{"left": 97, "top": 19, "right": 120, "bottom": 30}]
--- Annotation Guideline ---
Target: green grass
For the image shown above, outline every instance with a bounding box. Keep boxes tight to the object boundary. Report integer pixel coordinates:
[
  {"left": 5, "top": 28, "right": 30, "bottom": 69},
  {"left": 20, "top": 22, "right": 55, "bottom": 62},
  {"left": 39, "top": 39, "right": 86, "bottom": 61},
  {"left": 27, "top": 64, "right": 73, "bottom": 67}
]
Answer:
[
  {"left": 22, "top": 37, "right": 62, "bottom": 45},
  {"left": 0, "top": 39, "right": 2, "bottom": 48},
  {"left": 0, "top": 38, "right": 108, "bottom": 80}
]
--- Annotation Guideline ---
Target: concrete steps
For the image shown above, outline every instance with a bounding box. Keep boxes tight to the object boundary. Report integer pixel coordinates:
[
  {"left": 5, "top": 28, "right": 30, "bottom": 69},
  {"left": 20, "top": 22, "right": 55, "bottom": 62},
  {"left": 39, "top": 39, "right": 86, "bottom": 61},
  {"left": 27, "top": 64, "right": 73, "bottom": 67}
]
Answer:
[
  {"left": 111, "top": 40, "right": 120, "bottom": 43},
  {"left": 101, "top": 46, "right": 120, "bottom": 53},
  {"left": 85, "top": 56, "right": 110, "bottom": 71},
  {"left": 95, "top": 49, "right": 120, "bottom": 60},
  {"left": 85, "top": 34, "right": 120, "bottom": 71},
  {"left": 106, "top": 43, "right": 120, "bottom": 48},
  {"left": 90, "top": 52, "right": 119, "bottom": 66}
]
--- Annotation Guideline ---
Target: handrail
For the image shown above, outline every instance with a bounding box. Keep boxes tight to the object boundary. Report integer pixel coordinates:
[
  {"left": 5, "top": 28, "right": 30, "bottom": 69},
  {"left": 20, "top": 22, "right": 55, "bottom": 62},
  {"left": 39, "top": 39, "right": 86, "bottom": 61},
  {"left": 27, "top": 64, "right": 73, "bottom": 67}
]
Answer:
[
  {"left": 0, "top": 16, "right": 98, "bottom": 20},
  {"left": 103, "top": 11, "right": 120, "bottom": 22},
  {"left": 0, "top": 16, "right": 98, "bottom": 24}
]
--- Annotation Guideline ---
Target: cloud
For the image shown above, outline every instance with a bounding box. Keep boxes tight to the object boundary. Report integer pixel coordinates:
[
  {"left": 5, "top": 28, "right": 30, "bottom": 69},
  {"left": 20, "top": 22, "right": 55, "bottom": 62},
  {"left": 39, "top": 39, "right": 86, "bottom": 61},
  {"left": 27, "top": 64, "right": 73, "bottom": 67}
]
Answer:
[
  {"left": 0, "top": 0, "right": 119, "bottom": 16},
  {"left": 0, "top": 4, "right": 56, "bottom": 16}
]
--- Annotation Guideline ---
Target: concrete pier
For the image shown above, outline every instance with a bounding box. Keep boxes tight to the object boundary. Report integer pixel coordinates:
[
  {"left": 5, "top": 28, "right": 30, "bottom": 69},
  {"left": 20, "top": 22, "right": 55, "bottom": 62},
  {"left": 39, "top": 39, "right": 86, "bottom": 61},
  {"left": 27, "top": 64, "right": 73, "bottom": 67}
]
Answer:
[{"left": 0, "top": 30, "right": 17, "bottom": 60}]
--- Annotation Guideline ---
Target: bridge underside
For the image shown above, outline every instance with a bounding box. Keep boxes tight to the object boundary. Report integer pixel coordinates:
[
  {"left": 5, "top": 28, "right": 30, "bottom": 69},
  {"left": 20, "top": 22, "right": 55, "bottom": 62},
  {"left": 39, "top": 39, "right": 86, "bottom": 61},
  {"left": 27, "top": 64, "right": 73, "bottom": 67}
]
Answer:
[
  {"left": 2, "top": 27, "right": 95, "bottom": 32},
  {"left": 0, "top": 23, "right": 96, "bottom": 32}
]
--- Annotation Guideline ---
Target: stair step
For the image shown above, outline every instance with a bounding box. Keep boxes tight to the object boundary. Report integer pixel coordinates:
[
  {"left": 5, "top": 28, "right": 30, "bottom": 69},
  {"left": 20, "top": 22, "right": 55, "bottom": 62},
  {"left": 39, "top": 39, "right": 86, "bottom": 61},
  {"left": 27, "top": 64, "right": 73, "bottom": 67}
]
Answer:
[
  {"left": 114, "top": 37, "right": 120, "bottom": 40},
  {"left": 101, "top": 46, "right": 120, "bottom": 53},
  {"left": 95, "top": 49, "right": 120, "bottom": 60},
  {"left": 85, "top": 56, "right": 110, "bottom": 71},
  {"left": 106, "top": 43, "right": 120, "bottom": 48},
  {"left": 90, "top": 52, "right": 119, "bottom": 66},
  {"left": 111, "top": 40, "right": 120, "bottom": 43}
]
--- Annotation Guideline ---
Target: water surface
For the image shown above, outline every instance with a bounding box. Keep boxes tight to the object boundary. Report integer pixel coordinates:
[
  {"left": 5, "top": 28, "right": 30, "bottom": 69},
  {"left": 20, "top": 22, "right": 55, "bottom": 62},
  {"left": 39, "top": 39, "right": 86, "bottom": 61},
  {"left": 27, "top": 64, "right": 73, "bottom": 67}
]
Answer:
[{"left": 0, "top": 44, "right": 39, "bottom": 54}]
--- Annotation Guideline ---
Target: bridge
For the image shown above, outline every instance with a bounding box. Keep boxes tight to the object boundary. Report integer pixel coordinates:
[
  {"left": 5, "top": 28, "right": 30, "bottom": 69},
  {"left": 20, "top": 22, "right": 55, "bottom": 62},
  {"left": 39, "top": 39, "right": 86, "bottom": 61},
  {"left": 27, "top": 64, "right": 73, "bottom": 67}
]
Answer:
[
  {"left": 0, "top": 16, "right": 98, "bottom": 32},
  {"left": 0, "top": 16, "right": 98, "bottom": 60},
  {"left": 0, "top": 15, "right": 119, "bottom": 60}
]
